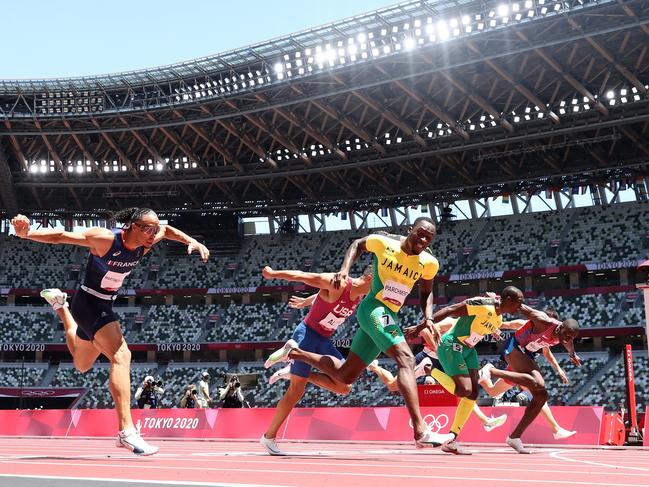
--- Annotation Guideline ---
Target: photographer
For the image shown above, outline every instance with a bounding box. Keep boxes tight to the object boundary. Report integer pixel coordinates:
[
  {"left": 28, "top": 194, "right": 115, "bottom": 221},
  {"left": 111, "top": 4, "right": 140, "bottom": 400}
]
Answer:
[
  {"left": 219, "top": 375, "right": 245, "bottom": 408},
  {"left": 134, "top": 375, "right": 164, "bottom": 409},
  {"left": 197, "top": 371, "right": 212, "bottom": 408},
  {"left": 180, "top": 384, "right": 199, "bottom": 408}
]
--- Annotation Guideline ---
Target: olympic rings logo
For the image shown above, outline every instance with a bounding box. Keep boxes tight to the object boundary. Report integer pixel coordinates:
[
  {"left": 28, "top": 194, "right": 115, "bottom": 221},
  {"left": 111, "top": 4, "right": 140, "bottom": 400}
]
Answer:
[
  {"left": 408, "top": 414, "right": 449, "bottom": 433},
  {"left": 22, "top": 390, "right": 55, "bottom": 397}
]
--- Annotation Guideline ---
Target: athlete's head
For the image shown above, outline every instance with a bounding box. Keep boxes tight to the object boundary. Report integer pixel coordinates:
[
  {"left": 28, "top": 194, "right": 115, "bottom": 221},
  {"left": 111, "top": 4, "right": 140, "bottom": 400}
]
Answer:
[
  {"left": 112, "top": 207, "right": 160, "bottom": 248},
  {"left": 499, "top": 286, "right": 524, "bottom": 314},
  {"left": 405, "top": 217, "right": 436, "bottom": 255},
  {"left": 543, "top": 306, "right": 560, "bottom": 321},
  {"left": 556, "top": 318, "right": 579, "bottom": 344}
]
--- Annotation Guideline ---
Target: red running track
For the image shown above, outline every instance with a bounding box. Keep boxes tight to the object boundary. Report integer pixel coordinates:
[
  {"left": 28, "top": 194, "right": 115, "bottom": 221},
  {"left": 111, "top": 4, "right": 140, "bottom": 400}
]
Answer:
[{"left": 0, "top": 437, "right": 648, "bottom": 487}]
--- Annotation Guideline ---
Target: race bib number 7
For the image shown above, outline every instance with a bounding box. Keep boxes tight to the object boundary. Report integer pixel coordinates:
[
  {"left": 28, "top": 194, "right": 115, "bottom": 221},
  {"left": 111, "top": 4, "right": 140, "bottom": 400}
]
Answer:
[{"left": 380, "top": 314, "right": 396, "bottom": 328}]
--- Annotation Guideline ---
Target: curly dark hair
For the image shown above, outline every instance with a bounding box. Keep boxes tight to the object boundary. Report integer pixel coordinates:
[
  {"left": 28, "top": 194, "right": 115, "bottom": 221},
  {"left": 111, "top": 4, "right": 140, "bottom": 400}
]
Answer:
[{"left": 110, "top": 208, "right": 156, "bottom": 227}]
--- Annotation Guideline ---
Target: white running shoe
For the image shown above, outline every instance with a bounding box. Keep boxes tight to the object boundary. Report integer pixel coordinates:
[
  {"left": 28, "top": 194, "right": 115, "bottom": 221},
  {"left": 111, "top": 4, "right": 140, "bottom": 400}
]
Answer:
[
  {"left": 506, "top": 436, "right": 531, "bottom": 454},
  {"left": 414, "top": 357, "right": 433, "bottom": 379},
  {"left": 553, "top": 428, "right": 577, "bottom": 440},
  {"left": 264, "top": 339, "right": 298, "bottom": 368},
  {"left": 40, "top": 288, "right": 68, "bottom": 311},
  {"left": 269, "top": 365, "right": 291, "bottom": 385},
  {"left": 483, "top": 414, "right": 508, "bottom": 432},
  {"left": 478, "top": 362, "right": 495, "bottom": 386},
  {"left": 414, "top": 430, "right": 455, "bottom": 449},
  {"left": 260, "top": 434, "right": 285, "bottom": 455},
  {"left": 116, "top": 427, "right": 159, "bottom": 456},
  {"left": 442, "top": 439, "right": 472, "bottom": 455}
]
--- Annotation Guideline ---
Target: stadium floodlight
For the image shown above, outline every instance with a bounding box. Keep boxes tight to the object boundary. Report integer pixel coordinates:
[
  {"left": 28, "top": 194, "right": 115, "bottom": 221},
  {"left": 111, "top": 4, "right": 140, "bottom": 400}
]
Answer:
[
  {"left": 437, "top": 21, "right": 450, "bottom": 41},
  {"left": 404, "top": 37, "right": 416, "bottom": 50},
  {"left": 273, "top": 63, "right": 283, "bottom": 74},
  {"left": 606, "top": 90, "right": 615, "bottom": 99},
  {"left": 497, "top": 4, "right": 509, "bottom": 17}
]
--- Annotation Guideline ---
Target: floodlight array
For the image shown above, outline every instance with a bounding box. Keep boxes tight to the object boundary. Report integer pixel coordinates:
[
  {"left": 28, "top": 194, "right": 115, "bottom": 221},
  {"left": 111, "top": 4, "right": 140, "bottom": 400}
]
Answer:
[{"left": 36, "top": 91, "right": 104, "bottom": 115}]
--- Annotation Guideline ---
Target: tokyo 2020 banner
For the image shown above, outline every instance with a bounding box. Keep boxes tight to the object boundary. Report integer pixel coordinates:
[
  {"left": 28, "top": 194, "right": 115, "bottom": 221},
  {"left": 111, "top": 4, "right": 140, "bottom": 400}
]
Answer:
[{"left": 0, "top": 406, "right": 604, "bottom": 445}]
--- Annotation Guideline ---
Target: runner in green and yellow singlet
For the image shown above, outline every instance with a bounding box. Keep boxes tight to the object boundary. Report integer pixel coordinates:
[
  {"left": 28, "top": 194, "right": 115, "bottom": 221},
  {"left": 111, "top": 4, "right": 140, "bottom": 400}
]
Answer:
[
  {"left": 263, "top": 217, "right": 454, "bottom": 448},
  {"left": 409, "top": 288, "right": 524, "bottom": 454}
]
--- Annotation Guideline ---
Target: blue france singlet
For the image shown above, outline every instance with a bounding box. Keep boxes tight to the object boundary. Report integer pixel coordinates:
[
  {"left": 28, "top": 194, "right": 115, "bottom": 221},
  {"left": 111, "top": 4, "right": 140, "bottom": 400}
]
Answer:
[{"left": 82, "top": 228, "right": 144, "bottom": 295}]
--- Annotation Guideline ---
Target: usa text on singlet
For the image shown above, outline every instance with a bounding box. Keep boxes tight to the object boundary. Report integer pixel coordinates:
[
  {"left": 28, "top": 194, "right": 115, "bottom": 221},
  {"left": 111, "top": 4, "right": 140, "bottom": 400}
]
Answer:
[{"left": 304, "top": 279, "right": 362, "bottom": 338}]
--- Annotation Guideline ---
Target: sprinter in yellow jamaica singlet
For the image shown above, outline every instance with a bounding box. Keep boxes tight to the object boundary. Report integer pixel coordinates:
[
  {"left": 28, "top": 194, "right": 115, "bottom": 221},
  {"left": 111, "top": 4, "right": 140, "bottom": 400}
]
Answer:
[{"left": 263, "top": 217, "right": 455, "bottom": 448}]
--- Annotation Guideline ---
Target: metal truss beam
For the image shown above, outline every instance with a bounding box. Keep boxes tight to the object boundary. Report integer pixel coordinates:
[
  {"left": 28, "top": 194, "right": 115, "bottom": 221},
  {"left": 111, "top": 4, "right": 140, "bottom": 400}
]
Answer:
[
  {"left": 513, "top": 29, "right": 609, "bottom": 116},
  {"left": 0, "top": 142, "right": 18, "bottom": 215}
]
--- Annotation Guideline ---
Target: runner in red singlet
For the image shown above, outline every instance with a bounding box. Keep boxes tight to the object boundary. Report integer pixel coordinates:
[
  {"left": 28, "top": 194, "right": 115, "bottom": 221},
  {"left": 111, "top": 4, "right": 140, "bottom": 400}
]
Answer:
[{"left": 259, "top": 265, "right": 371, "bottom": 455}]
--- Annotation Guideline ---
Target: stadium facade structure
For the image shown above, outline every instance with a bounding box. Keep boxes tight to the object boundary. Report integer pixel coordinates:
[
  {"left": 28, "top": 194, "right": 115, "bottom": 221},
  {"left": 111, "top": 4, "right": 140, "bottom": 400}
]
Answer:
[{"left": 1, "top": 0, "right": 649, "bottom": 222}]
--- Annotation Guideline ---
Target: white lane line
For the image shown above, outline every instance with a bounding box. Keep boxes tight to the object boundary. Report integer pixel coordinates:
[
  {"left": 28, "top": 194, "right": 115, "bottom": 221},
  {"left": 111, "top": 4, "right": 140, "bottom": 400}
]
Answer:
[
  {"left": 0, "top": 459, "right": 646, "bottom": 486},
  {"left": 549, "top": 449, "right": 649, "bottom": 473},
  {"left": 0, "top": 474, "right": 289, "bottom": 487}
]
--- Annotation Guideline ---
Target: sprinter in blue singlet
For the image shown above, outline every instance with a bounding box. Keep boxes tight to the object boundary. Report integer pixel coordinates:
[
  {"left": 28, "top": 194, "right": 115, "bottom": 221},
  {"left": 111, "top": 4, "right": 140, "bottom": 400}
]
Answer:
[{"left": 11, "top": 208, "right": 209, "bottom": 455}]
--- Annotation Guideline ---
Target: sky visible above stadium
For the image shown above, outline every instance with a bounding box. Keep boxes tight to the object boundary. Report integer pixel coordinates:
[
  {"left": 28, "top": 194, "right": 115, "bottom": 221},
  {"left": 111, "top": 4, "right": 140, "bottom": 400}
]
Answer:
[{"left": 2, "top": 0, "right": 397, "bottom": 79}]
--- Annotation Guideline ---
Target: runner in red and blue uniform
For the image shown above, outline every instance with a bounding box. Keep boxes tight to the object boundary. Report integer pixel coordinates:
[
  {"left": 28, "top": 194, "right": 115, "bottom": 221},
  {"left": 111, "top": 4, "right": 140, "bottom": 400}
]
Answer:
[
  {"left": 479, "top": 306, "right": 580, "bottom": 453},
  {"left": 260, "top": 265, "right": 370, "bottom": 455}
]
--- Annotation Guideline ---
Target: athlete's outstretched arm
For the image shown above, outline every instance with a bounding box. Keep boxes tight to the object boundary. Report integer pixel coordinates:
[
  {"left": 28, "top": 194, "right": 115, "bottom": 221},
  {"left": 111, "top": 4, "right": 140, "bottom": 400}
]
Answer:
[
  {"left": 11, "top": 214, "right": 112, "bottom": 253},
  {"left": 154, "top": 225, "right": 209, "bottom": 262},
  {"left": 333, "top": 236, "right": 369, "bottom": 289},
  {"left": 542, "top": 347, "right": 569, "bottom": 384},
  {"left": 419, "top": 278, "right": 435, "bottom": 321},
  {"left": 500, "top": 319, "right": 528, "bottom": 331},
  {"left": 432, "top": 300, "right": 469, "bottom": 322},
  {"left": 262, "top": 267, "right": 337, "bottom": 291},
  {"left": 561, "top": 338, "right": 581, "bottom": 366},
  {"left": 519, "top": 304, "right": 559, "bottom": 328}
]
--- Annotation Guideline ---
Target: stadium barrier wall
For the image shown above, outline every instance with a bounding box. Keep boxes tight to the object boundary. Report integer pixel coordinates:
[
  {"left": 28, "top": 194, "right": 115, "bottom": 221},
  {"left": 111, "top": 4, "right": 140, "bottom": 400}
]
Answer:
[{"left": 0, "top": 406, "right": 605, "bottom": 445}]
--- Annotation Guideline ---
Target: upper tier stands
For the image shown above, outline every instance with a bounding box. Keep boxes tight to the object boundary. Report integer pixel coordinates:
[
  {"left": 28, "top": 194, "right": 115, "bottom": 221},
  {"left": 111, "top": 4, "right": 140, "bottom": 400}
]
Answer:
[
  {"left": 1, "top": 201, "right": 648, "bottom": 290},
  {"left": 0, "top": 307, "right": 59, "bottom": 343}
]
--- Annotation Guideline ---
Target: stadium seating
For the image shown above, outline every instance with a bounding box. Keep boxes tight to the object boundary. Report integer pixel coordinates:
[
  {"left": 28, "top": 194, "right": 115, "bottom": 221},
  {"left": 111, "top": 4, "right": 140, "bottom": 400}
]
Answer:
[
  {"left": 0, "top": 308, "right": 59, "bottom": 343},
  {"left": 578, "top": 353, "right": 648, "bottom": 409},
  {"left": 559, "top": 204, "right": 647, "bottom": 265},
  {"left": 135, "top": 305, "right": 206, "bottom": 343},
  {"left": 0, "top": 362, "right": 48, "bottom": 387},
  {"left": 546, "top": 294, "right": 625, "bottom": 328},
  {"left": 205, "top": 302, "right": 298, "bottom": 342},
  {"left": 456, "top": 211, "right": 571, "bottom": 273},
  {"left": 0, "top": 235, "right": 80, "bottom": 289}
]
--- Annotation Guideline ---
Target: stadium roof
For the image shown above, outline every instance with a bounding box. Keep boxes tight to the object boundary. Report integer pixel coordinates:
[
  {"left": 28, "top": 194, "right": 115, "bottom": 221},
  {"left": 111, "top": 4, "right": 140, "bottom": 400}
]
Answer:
[{"left": 1, "top": 0, "right": 649, "bottom": 218}]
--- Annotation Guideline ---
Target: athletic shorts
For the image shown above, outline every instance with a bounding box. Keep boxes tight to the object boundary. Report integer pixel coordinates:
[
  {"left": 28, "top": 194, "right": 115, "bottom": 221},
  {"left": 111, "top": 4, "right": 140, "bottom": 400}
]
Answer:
[
  {"left": 70, "top": 289, "right": 120, "bottom": 341},
  {"left": 415, "top": 350, "right": 443, "bottom": 371},
  {"left": 500, "top": 335, "right": 539, "bottom": 362},
  {"left": 350, "top": 297, "right": 405, "bottom": 365},
  {"left": 290, "top": 321, "right": 344, "bottom": 378},
  {"left": 437, "top": 332, "right": 479, "bottom": 376}
]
